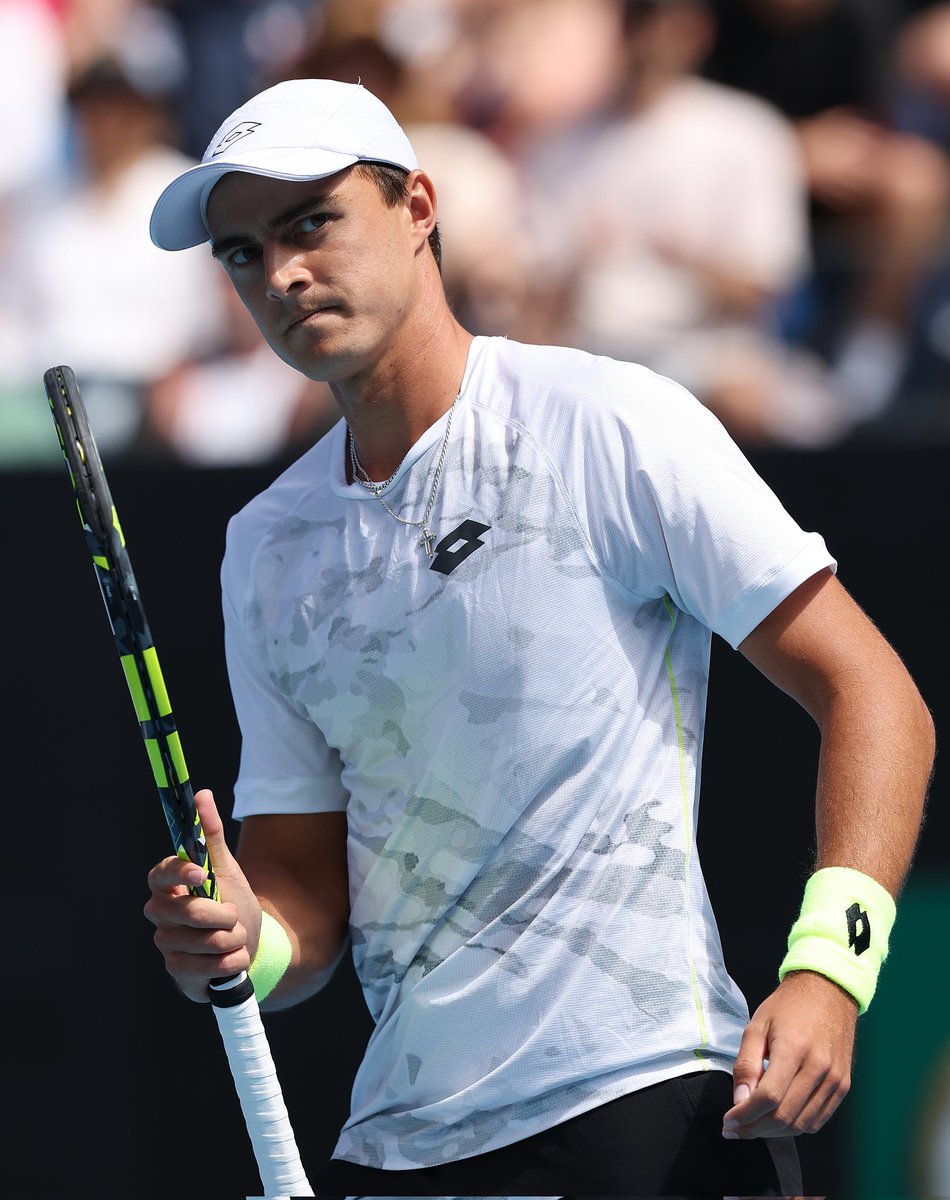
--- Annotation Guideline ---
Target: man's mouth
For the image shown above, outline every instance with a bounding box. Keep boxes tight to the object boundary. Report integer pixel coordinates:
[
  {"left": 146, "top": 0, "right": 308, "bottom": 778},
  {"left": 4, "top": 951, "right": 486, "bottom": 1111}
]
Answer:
[{"left": 286, "top": 305, "right": 337, "bottom": 333}]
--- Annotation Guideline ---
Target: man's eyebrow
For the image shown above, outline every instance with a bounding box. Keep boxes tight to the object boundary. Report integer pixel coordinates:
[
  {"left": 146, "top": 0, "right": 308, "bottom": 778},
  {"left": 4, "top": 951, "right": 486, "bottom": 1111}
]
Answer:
[{"left": 210, "top": 189, "right": 343, "bottom": 258}]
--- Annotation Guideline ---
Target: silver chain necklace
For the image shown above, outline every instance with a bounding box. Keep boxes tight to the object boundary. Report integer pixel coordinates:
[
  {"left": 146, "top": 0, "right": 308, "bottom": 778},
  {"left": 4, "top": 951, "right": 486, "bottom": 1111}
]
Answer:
[{"left": 348, "top": 391, "right": 461, "bottom": 557}]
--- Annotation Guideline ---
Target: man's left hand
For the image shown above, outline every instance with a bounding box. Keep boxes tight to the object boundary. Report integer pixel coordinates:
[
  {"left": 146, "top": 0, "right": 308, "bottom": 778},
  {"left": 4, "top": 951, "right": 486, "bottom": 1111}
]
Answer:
[{"left": 722, "top": 970, "right": 858, "bottom": 1138}]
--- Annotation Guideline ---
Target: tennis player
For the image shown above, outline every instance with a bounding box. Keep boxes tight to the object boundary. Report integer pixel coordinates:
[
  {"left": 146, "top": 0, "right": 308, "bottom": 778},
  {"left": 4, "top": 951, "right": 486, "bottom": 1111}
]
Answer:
[{"left": 143, "top": 78, "right": 934, "bottom": 1196}]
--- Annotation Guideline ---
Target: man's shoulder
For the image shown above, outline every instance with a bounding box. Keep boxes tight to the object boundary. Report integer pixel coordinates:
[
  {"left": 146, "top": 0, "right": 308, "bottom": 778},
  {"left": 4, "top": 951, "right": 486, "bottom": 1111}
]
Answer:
[
  {"left": 477, "top": 336, "right": 661, "bottom": 403},
  {"left": 224, "top": 421, "right": 341, "bottom": 564},
  {"left": 472, "top": 337, "right": 738, "bottom": 487},
  {"left": 475, "top": 337, "right": 694, "bottom": 429}
]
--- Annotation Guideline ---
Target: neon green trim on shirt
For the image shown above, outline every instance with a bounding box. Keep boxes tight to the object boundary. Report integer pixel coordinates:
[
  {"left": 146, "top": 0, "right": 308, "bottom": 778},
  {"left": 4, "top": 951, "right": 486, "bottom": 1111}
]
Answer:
[{"left": 664, "top": 595, "right": 709, "bottom": 1066}]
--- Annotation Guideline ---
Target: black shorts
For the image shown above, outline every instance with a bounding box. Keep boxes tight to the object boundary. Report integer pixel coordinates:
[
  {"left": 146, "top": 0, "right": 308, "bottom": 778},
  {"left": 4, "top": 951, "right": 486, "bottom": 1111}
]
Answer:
[{"left": 313, "top": 1069, "right": 803, "bottom": 1196}]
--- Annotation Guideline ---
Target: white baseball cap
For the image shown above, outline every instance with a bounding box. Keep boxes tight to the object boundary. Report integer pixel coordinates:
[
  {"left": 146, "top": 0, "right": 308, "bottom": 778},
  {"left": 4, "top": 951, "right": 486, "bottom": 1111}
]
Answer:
[{"left": 149, "top": 78, "right": 419, "bottom": 250}]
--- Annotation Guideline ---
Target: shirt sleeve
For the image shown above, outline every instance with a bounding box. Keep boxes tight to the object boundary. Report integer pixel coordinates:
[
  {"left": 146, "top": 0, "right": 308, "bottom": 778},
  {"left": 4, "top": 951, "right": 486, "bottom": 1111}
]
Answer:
[
  {"left": 222, "top": 520, "right": 349, "bottom": 820},
  {"left": 568, "top": 363, "right": 836, "bottom": 648}
]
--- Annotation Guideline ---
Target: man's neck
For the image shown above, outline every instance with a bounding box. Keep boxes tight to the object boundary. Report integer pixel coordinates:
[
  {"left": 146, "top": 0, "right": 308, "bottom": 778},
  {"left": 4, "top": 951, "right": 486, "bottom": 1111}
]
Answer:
[{"left": 336, "top": 307, "right": 474, "bottom": 484}]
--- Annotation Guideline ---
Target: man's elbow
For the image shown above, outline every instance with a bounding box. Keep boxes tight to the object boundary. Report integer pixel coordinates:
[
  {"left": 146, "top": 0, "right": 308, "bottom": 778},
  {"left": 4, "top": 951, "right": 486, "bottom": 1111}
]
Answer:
[
  {"left": 311, "top": 926, "right": 352, "bottom": 991},
  {"left": 911, "top": 684, "right": 937, "bottom": 776}
]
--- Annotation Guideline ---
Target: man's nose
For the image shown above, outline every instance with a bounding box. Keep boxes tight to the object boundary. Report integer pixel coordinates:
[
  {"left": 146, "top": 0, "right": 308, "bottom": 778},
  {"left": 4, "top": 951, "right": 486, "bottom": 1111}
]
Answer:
[{"left": 264, "top": 243, "right": 310, "bottom": 298}]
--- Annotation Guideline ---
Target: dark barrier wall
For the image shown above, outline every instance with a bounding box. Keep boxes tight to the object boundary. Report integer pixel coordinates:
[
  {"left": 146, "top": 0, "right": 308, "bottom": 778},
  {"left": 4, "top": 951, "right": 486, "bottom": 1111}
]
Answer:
[{"left": 5, "top": 448, "right": 946, "bottom": 1197}]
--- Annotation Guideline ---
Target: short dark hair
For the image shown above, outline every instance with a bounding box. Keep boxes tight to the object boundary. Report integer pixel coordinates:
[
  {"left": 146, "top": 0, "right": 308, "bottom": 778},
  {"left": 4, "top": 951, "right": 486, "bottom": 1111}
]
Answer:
[{"left": 354, "top": 161, "right": 442, "bottom": 272}]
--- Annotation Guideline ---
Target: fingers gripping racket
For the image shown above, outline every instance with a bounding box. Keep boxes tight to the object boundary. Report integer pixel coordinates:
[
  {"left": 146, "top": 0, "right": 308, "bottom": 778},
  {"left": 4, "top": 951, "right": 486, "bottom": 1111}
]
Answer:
[{"left": 44, "top": 366, "right": 313, "bottom": 1199}]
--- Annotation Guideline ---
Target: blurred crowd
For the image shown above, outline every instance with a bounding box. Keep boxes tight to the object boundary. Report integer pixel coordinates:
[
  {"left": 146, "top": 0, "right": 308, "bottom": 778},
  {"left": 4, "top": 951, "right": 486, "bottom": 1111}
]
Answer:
[{"left": 5, "top": 0, "right": 950, "bottom": 467}]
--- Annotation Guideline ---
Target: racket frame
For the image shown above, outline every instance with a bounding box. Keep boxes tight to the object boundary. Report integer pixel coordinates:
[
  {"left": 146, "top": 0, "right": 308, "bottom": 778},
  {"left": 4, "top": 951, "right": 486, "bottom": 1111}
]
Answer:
[{"left": 44, "top": 365, "right": 313, "bottom": 1199}]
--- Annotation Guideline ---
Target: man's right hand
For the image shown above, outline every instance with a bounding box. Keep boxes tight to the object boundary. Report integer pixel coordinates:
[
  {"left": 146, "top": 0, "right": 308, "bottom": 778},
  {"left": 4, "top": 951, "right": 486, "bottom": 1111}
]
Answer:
[{"left": 144, "top": 788, "right": 262, "bottom": 1002}]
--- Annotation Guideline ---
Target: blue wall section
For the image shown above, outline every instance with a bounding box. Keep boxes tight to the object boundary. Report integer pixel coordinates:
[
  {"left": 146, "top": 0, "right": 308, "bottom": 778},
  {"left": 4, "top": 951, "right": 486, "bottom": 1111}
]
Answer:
[{"left": 5, "top": 448, "right": 943, "bottom": 1196}]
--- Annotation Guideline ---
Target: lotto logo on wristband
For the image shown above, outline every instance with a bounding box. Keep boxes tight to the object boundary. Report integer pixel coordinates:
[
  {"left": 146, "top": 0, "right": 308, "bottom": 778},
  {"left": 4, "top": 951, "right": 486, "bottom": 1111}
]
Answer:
[
  {"left": 846, "top": 903, "right": 871, "bottom": 955},
  {"left": 779, "top": 867, "right": 896, "bottom": 1013}
]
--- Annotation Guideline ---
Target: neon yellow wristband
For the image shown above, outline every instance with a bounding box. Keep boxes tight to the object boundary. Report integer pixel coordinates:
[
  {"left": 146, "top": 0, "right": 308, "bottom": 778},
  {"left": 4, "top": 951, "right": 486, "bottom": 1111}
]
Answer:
[
  {"left": 778, "top": 866, "right": 896, "bottom": 1014},
  {"left": 248, "top": 910, "right": 292, "bottom": 1003}
]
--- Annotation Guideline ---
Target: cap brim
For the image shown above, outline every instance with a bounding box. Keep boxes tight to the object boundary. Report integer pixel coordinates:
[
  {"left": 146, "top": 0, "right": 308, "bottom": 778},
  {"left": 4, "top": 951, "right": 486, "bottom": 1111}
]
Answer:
[{"left": 149, "top": 147, "right": 361, "bottom": 250}]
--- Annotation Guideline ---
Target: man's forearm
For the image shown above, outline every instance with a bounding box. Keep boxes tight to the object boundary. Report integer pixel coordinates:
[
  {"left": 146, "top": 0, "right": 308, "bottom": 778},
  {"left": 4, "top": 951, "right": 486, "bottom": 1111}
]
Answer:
[
  {"left": 251, "top": 884, "right": 351, "bottom": 1011},
  {"left": 811, "top": 659, "right": 934, "bottom": 897},
  {"left": 739, "top": 571, "right": 935, "bottom": 900},
  {"left": 236, "top": 809, "right": 351, "bottom": 1010}
]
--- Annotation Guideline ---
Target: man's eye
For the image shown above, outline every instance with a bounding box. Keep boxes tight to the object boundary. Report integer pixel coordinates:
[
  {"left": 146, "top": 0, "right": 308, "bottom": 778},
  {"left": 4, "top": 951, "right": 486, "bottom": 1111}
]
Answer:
[
  {"left": 229, "top": 246, "right": 258, "bottom": 267},
  {"left": 297, "top": 212, "right": 329, "bottom": 234}
]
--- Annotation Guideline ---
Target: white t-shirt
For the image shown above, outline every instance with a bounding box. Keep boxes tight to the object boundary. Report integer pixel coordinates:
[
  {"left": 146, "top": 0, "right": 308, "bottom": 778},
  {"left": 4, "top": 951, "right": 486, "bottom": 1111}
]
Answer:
[{"left": 223, "top": 336, "right": 835, "bottom": 1170}]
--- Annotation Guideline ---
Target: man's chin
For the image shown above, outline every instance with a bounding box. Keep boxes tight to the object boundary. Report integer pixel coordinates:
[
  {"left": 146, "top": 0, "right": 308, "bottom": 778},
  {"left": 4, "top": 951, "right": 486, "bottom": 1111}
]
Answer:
[
  {"left": 270, "top": 331, "right": 342, "bottom": 378},
  {"left": 282, "top": 342, "right": 366, "bottom": 386}
]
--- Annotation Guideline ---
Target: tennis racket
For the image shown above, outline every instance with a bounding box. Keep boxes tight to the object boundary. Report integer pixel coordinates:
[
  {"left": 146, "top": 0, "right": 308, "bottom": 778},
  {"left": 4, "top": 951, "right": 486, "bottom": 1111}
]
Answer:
[{"left": 43, "top": 365, "right": 313, "bottom": 1199}]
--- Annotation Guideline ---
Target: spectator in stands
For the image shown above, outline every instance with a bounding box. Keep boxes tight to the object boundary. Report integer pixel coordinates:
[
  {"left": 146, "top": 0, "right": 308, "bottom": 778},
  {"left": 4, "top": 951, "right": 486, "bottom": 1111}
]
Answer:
[
  {"left": 444, "top": 0, "right": 626, "bottom": 152},
  {"left": 704, "top": 0, "right": 950, "bottom": 424},
  {"left": 0, "top": 0, "right": 67, "bottom": 388},
  {"left": 894, "top": 2, "right": 950, "bottom": 147},
  {"left": 10, "top": 46, "right": 225, "bottom": 455},
  {"left": 0, "top": 0, "right": 66, "bottom": 204},
  {"left": 59, "top": 0, "right": 140, "bottom": 77},
  {"left": 0, "top": 0, "right": 69, "bottom": 463},
  {"left": 520, "top": 0, "right": 850, "bottom": 447}
]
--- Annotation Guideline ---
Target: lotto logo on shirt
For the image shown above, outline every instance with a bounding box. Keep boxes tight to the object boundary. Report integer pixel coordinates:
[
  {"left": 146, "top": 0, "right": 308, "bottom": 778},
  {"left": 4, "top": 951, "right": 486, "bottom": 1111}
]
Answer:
[{"left": 430, "top": 520, "right": 491, "bottom": 575}]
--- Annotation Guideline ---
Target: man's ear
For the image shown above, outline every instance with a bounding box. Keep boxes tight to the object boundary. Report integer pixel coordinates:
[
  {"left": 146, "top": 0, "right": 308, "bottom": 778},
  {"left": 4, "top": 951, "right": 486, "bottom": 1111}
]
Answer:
[{"left": 406, "top": 169, "right": 438, "bottom": 247}]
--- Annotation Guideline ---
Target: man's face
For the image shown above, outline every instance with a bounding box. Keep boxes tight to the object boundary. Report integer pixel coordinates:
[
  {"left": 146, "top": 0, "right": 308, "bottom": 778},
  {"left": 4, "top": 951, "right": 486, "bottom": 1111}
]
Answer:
[{"left": 205, "top": 167, "right": 421, "bottom": 382}]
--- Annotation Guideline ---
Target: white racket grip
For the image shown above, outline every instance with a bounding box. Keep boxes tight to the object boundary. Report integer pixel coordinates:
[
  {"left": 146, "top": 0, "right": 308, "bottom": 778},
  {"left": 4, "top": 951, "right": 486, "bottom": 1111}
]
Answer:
[{"left": 210, "top": 972, "right": 314, "bottom": 1198}]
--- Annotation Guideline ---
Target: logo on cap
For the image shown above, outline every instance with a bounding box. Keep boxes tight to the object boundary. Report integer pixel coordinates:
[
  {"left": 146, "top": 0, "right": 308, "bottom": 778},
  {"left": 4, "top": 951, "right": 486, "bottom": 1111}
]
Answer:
[{"left": 211, "top": 121, "right": 262, "bottom": 156}]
